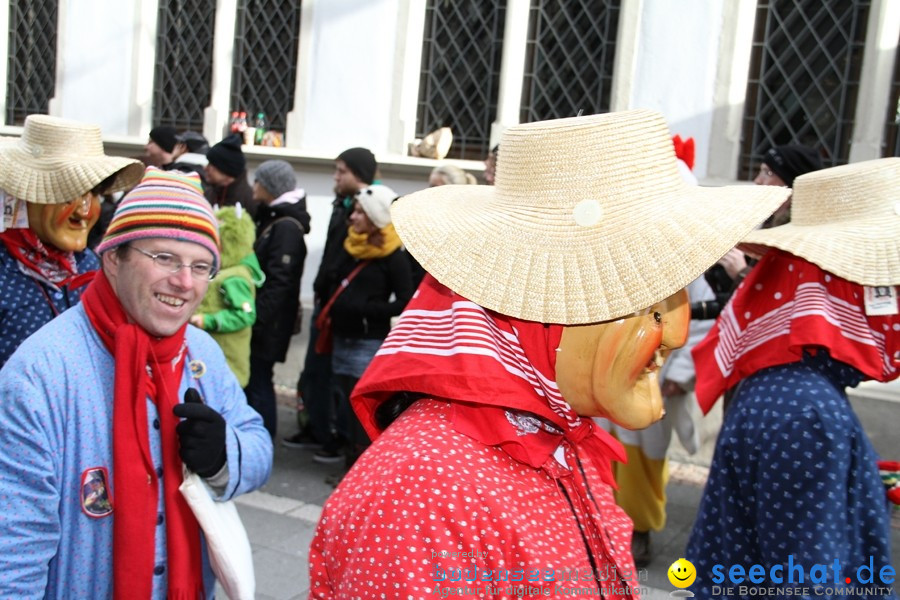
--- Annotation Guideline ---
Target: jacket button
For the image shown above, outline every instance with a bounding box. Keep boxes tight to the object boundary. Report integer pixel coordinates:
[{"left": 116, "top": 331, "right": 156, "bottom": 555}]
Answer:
[
  {"left": 156, "top": 466, "right": 163, "bottom": 478},
  {"left": 153, "top": 564, "right": 165, "bottom": 576},
  {"left": 157, "top": 512, "right": 164, "bottom": 525}
]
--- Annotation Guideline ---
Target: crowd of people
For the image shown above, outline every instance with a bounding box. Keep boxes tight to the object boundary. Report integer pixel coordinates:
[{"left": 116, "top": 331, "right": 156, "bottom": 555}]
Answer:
[{"left": 0, "top": 109, "right": 896, "bottom": 599}]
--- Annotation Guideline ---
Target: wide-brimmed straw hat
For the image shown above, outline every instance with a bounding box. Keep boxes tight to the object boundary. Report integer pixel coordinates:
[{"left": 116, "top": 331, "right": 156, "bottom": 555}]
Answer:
[
  {"left": 0, "top": 114, "right": 144, "bottom": 204},
  {"left": 391, "top": 109, "right": 791, "bottom": 324},
  {"left": 739, "top": 157, "right": 900, "bottom": 286}
]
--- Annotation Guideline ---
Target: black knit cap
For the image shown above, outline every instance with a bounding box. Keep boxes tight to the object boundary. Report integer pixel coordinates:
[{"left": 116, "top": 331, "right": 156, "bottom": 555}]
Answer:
[
  {"left": 336, "top": 147, "right": 377, "bottom": 184},
  {"left": 149, "top": 126, "right": 178, "bottom": 153},
  {"left": 763, "top": 145, "right": 823, "bottom": 187},
  {"left": 206, "top": 133, "right": 246, "bottom": 177}
]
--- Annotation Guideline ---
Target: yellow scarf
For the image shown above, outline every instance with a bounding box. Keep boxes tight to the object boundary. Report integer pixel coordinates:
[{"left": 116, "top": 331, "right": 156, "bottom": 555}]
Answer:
[{"left": 343, "top": 223, "right": 403, "bottom": 260}]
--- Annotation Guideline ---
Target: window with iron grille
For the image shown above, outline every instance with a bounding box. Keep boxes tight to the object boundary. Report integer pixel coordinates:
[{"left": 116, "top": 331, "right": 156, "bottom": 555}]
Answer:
[
  {"left": 520, "top": 0, "right": 620, "bottom": 124},
  {"left": 6, "top": 1, "right": 58, "bottom": 125},
  {"left": 883, "top": 41, "right": 900, "bottom": 157},
  {"left": 152, "top": 0, "right": 216, "bottom": 131},
  {"left": 416, "top": 0, "right": 506, "bottom": 161},
  {"left": 739, "top": 0, "right": 871, "bottom": 180},
  {"left": 230, "top": 0, "right": 301, "bottom": 135}
]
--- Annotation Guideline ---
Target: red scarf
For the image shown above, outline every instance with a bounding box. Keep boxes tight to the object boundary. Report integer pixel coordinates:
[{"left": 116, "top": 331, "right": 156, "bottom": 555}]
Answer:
[
  {"left": 0, "top": 228, "right": 84, "bottom": 286},
  {"left": 352, "top": 274, "right": 624, "bottom": 484},
  {"left": 81, "top": 271, "right": 205, "bottom": 599},
  {"left": 693, "top": 249, "right": 900, "bottom": 413}
]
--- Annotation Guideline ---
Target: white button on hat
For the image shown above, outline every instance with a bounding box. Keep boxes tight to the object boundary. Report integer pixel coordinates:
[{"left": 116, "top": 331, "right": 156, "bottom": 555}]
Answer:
[{"left": 573, "top": 199, "right": 603, "bottom": 227}]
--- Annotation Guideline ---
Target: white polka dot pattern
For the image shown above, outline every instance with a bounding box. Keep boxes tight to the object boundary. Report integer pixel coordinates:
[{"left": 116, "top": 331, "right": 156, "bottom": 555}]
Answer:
[
  {"left": 686, "top": 355, "right": 896, "bottom": 599},
  {"left": 309, "top": 400, "right": 642, "bottom": 599}
]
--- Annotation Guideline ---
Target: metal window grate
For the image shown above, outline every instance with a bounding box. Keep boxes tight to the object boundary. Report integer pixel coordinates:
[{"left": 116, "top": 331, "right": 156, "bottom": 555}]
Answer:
[
  {"left": 6, "top": 1, "right": 58, "bottom": 125},
  {"left": 152, "top": 0, "right": 217, "bottom": 131},
  {"left": 520, "top": 0, "right": 620, "bottom": 123},
  {"left": 230, "top": 0, "right": 301, "bottom": 134},
  {"left": 883, "top": 40, "right": 900, "bottom": 157},
  {"left": 416, "top": 0, "right": 506, "bottom": 160},
  {"left": 739, "top": 0, "right": 870, "bottom": 179}
]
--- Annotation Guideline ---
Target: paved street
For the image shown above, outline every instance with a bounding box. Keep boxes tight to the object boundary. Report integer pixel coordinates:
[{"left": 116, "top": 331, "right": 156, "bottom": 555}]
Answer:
[{"left": 227, "top": 329, "right": 900, "bottom": 599}]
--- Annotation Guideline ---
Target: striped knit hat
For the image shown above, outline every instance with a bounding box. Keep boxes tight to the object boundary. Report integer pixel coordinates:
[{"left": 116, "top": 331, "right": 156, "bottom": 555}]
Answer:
[{"left": 97, "top": 167, "right": 221, "bottom": 270}]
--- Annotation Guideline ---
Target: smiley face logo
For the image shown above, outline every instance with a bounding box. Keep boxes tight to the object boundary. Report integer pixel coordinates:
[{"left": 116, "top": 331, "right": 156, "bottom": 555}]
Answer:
[{"left": 668, "top": 558, "right": 696, "bottom": 588}]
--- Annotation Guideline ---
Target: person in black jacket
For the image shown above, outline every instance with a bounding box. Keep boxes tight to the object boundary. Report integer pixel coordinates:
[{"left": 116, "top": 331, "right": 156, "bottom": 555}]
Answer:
[
  {"left": 245, "top": 159, "right": 310, "bottom": 436},
  {"left": 315, "top": 183, "right": 413, "bottom": 467},
  {"left": 282, "top": 147, "right": 377, "bottom": 456},
  {"left": 204, "top": 134, "right": 259, "bottom": 218}
]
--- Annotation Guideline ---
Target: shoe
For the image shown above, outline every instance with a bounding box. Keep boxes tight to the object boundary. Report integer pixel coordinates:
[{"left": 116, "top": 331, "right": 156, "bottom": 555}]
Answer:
[
  {"left": 281, "top": 430, "right": 323, "bottom": 450},
  {"left": 631, "top": 530, "right": 652, "bottom": 568},
  {"left": 312, "top": 448, "right": 345, "bottom": 464}
]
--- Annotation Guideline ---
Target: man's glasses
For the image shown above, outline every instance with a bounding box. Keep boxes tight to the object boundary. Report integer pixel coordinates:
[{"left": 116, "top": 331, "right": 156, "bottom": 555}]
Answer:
[{"left": 129, "top": 246, "right": 216, "bottom": 281}]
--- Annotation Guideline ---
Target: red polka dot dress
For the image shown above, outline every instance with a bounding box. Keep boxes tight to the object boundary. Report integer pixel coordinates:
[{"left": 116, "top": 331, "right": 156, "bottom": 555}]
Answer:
[{"left": 308, "top": 276, "right": 642, "bottom": 599}]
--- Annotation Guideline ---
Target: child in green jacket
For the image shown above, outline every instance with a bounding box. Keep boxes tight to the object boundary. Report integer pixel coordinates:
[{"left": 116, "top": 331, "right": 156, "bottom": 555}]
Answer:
[{"left": 190, "top": 204, "right": 265, "bottom": 386}]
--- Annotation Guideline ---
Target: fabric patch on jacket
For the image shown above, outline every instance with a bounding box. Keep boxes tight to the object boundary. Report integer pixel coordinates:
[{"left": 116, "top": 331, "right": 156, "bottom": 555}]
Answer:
[{"left": 81, "top": 467, "right": 113, "bottom": 518}]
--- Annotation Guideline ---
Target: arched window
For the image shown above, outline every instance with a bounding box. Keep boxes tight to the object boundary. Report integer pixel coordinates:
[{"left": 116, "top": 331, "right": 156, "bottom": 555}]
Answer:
[
  {"left": 520, "top": 0, "right": 621, "bottom": 123},
  {"left": 230, "top": 0, "right": 301, "bottom": 133},
  {"left": 739, "top": 0, "right": 871, "bottom": 178},
  {"left": 152, "top": 0, "right": 217, "bottom": 130},
  {"left": 416, "top": 0, "right": 506, "bottom": 160},
  {"left": 6, "top": 1, "right": 58, "bottom": 125}
]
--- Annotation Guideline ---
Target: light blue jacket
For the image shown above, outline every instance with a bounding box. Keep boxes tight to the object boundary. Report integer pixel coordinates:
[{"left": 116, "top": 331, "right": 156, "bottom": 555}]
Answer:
[{"left": 0, "top": 303, "right": 273, "bottom": 599}]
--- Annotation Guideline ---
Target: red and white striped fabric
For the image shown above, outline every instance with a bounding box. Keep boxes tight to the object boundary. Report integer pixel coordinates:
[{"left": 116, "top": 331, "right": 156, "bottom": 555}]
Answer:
[
  {"left": 693, "top": 249, "right": 900, "bottom": 413},
  {"left": 352, "top": 274, "right": 623, "bottom": 474}
]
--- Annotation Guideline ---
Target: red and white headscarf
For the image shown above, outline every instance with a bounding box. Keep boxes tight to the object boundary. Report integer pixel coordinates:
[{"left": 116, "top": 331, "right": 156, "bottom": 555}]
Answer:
[
  {"left": 352, "top": 274, "right": 624, "bottom": 482},
  {"left": 693, "top": 249, "right": 900, "bottom": 413}
]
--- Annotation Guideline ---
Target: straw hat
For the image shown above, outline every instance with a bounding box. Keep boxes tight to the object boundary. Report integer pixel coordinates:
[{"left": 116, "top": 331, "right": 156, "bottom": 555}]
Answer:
[
  {"left": 739, "top": 157, "right": 900, "bottom": 286},
  {"left": 391, "top": 109, "right": 792, "bottom": 325},
  {"left": 0, "top": 114, "right": 143, "bottom": 204}
]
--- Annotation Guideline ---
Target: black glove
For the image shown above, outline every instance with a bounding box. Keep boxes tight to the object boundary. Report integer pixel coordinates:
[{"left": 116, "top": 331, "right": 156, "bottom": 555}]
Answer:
[{"left": 173, "top": 388, "right": 227, "bottom": 478}]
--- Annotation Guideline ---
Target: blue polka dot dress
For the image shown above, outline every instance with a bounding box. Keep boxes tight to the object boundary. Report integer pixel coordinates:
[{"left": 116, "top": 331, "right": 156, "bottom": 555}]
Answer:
[
  {"left": 0, "top": 246, "right": 99, "bottom": 368},
  {"left": 686, "top": 352, "right": 897, "bottom": 599}
]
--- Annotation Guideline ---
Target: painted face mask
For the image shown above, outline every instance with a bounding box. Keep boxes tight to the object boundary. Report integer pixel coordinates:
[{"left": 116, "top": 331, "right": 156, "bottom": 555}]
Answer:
[
  {"left": 555, "top": 288, "right": 690, "bottom": 430},
  {"left": 26, "top": 193, "right": 100, "bottom": 252}
]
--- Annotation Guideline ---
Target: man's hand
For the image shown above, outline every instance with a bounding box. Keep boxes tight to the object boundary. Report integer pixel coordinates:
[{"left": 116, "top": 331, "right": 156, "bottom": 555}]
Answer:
[
  {"left": 717, "top": 247, "right": 748, "bottom": 280},
  {"left": 173, "top": 388, "right": 227, "bottom": 478}
]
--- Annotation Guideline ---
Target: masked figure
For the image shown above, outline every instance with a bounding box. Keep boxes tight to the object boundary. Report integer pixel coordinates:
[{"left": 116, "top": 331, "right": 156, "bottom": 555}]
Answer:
[
  {"left": 306, "top": 110, "right": 790, "bottom": 599},
  {"left": 0, "top": 115, "right": 142, "bottom": 366},
  {"left": 687, "top": 158, "right": 900, "bottom": 599}
]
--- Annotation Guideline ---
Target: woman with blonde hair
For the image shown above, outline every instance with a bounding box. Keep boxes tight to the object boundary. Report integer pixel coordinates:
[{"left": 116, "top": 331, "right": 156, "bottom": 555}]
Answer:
[{"left": 428, "top": 164, "right": 478, "bottom": 187}]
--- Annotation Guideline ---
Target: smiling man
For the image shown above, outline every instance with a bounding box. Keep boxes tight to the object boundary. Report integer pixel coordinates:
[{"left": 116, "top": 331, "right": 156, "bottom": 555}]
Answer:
[
  {"left": 0, "top": 168, "right": 272, "bottom": 598},
  {"left": 0, "top": 114, "right": 143, "bottom": 367}
]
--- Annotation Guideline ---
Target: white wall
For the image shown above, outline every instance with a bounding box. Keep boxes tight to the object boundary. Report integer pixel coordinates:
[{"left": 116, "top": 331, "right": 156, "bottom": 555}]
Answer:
[
  {"left": 624, "top": 0, "right": 725, "bottom": 181},
  {"left": 297, "top": 0, "right": 402, "bottom": 156},
  {"left": 52, "top": 0, "right": 139, "bottom": 135}
]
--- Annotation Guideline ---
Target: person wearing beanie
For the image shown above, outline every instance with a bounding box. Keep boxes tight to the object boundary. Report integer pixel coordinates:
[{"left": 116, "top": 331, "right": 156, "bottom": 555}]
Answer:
[
  {"left": 204, "top": 133, "right": 257, "bottom": 218},
  {"left": 310, "top": 183, "right": 413, "bottom": 468},
  {"left": 245, "top": 160, "right": 310, "bottom": 436},
  {"left": 282, "top": 147, "right": 380, "bottom": 454},
  {"left": 0, "top": 114, "right": 143, "bottom": 367},
  {"left": 145, "top": 125, "right": 178, "bottom": 167},
  {"left": 164, "top": 131, "right": 210, "bottom": 186},
  {"left": 755, "top": 144, "right": 823, "bottom": 228},
  {"left": 0, "top": 166, "right": 272, "bottom": 599},
  {"left": 713, "top": 143, "right": 826, "bottom": 305}
]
